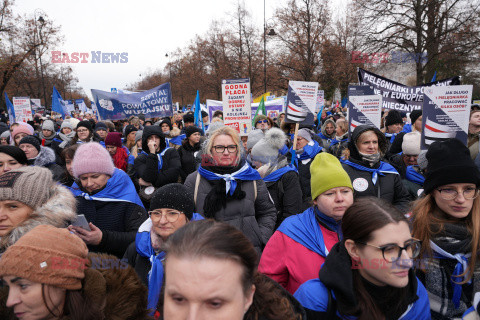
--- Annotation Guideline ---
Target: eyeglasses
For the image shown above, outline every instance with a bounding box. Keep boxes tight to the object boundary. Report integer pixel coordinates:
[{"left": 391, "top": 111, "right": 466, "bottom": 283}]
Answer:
[
  {"left": 148, "top": 210, "right": 182, "bottom": 222},
  {"left": 436, "top": 187, "right": 479, "bottom": 200},
  {"left": 356, "top": 239, "right": 422, "bottom": 262},
  {"left": 213, "top": 145, "right": 237, "bottom": 153},
  {"left": 257, "top": 120, "right": 268, "bottom": 124},
  {"left": 77, "top": 129, "right": 89, "bottom": 133}
]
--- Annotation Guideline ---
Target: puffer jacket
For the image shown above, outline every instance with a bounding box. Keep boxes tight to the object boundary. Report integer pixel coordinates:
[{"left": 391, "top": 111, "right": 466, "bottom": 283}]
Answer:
[
  {"left": 0, "top": 252, "right": 150, "bottom": 319},
  {"left": 28, "top": 146, "right": 64, "bottom": 181},
  {"left": 0, "top": 183, "right": 77, "bottom": 253},
  {"left": 184, "top": 168, "right": 277, "bottom": 252}
]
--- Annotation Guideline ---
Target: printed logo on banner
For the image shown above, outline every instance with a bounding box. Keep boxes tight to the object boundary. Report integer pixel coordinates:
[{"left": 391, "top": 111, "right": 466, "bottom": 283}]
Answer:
[
  {"left": 285, "top": 81, "right": 318, "bottom": 125},
  {"left": 99, "top": 99, "right": 114, "bottom": 111}
]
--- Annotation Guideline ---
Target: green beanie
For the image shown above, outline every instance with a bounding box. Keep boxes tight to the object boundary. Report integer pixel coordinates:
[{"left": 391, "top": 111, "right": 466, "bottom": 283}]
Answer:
[{"left": 310, "top": 152, "right": 353, "bottom": 200}]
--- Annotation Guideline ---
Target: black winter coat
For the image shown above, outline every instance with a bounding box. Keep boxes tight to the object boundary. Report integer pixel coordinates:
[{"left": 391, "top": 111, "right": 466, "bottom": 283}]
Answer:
[
  {"left": 76, "top": 198, "right": 148, "bottom": 258},
  {"left": 297, "top": 159, "right": 315, "bottom": 211},
  {"left": 134, "top": 148, "right": 181, "bottom": 188},
  {"left": 265, "top": 170, "right": 303, "bottom": 229},
  {"left": 177, "top": 140, "right": 201, "bottom": 182},
  {"left": 124, "top": 241, "right": 150, "bottom": 286}
]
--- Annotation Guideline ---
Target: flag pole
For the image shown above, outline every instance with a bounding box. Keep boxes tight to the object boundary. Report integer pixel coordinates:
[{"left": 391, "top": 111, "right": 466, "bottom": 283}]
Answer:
[{"left": 292, "top": 123, "right": 300, "bottom": 150}]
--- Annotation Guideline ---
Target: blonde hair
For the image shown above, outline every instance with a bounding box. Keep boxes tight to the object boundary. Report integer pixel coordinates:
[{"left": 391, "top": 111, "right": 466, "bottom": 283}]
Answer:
[
  {"left": 203, "top": 126, "right": 241, "bottom": 166},
  {"left": 336, "top": 119, "right": 348, "bottom": 134},
  {"left": 412, "top": 193, "right": 480, "bottom": 283}
]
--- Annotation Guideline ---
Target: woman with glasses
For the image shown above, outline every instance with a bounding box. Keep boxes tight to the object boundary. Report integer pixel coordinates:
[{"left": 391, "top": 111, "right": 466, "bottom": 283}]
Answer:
[
  {"left": 412, "top": 138, "right": 480, "bottom": 319},
  {"left": 124, "top": 183, "right": 203, "bottom": 314},
  {"left": 69, "top": 120, "right": 97, "bottom": 145},
  {"left": 294, "top": 197, "right": 430, "bottom": 319},
  {"left": 184, "top": 126, "right": 277, "bottom": 253}
]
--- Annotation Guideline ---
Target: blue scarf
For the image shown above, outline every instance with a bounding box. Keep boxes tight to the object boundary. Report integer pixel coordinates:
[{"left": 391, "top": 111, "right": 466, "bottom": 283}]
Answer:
[
  {"left": 431, "top": 241, "right": 471, "bottom": 309},
  {"left": 291, "top": 141, "right": 323, "bottom": 167},
  {"left": 341, "top": 159, "right": 398, "bottom": 185},
  {"left": 263, "top": 165, "right": 298, "bottom": 183},
  {"left": 405, "top": 165, "right": 425, "bottom": 185},
  {"left": 167, "top": 134, "right": 186, "bottom": 146},
  {"left": 317, "top": 132, "right": 330, "bottom": 141},
  {"left": 330, "top": 138, "right": 348, "bottom": 147},
  {"left": 70, "top": 168, "right": 144, "bottom": 208},
  {"left": 140, "top": 147, "right": 171, "bottom": 171},
  {"left": 279, "top": 144, "right": 289, "bottom": 156},
  {"left": 385, "top": 132, "right": 397, "bottom": 143},
  {"left": 277, "top": 206, "right": 341, "bottom": 257},
  {"left": 136, "top": 213, "right": 204, "bottom": 313},
  {"left": 197, "top": 162, "right": 261, "bottom": 196}
]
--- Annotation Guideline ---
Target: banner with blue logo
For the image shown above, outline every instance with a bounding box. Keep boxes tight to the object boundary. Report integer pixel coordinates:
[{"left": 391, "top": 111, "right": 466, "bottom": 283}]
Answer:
[
  {"left": 347, "top": 85, "right": 382, "bottom": 140},
  {"left": 91, "top": 83, "right": 173, "bottom": 120}
]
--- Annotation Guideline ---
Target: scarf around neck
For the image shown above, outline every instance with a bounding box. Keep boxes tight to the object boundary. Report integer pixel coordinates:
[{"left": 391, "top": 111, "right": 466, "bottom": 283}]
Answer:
[
  {"left": 140, "top": 147, "right": 171, "bottom": 171},
  {"left": 341, "top": 159, "right": 398, "bottom": 185}
]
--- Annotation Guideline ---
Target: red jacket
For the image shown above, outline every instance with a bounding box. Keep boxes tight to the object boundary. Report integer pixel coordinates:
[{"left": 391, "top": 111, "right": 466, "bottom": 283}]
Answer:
[{"left": 258, "top": 224, "right": 340, "bottom": 294}]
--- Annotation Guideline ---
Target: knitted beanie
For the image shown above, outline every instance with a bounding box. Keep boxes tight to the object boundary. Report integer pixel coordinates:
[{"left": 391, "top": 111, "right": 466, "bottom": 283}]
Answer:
[
  {"left": 124, "top": 124, "right": 137, "bottom": 138},
  {"left": 402, "top": 132, "right": 421, "bottom": 155},
  {"left": 423, "top": 138, "right": 480, "bottom": 194},
  {"left": 310, "top": 152, "right": 353, "bottom": 200},
  {"left": 104, "top": 132, "right": 123, "bottom": 148},
  {"left": 417, "top": 150, "right": 428, "bottom": 171},
  {"left": 42, "top": 120, "right": 55, "bottom": 132},
  {"left": 253, "top": 115, "right": 268, "bottom": 127},
  {"left": 12, "top": 124, "right": 33, "bottom": 139},
  {"left": 0, "top": 130, "right": 10, "bottom": 139},
  {"left": 298, "top": 128, "right": 313, "bottom": 143},
  {"left": 159, "top": 119, "right": 173, "bottom": 131},
  {"left": 77, "top": 120, "right": 93, "bottom": 133},
  {"left": 19, "top": 135, "right": 41, "bottom": 152},
  {"left": 0, "top": 166, "right": 53, "bottom": 209},
  {"left": 95, "top": 122, "right": 108, "bottom": 132},
  {"left": 72, "top": 142, "right": 115, "bottom": 178},
  {"left": 410, "top": 110, "right": 422, "bottom": 125},
  {"left": 185, "top": 126, "right": 202, "bottom": 138},
  {"left": 183, "top": 113, "right": 195, "bottom": 124},
  {"left": 150, "top": 183, "right": 194, "bottom": 220},
  {"left": 69, "top": 118, "right": 80, "bottom": 129},
  {"left": 246, "top": 129, "right": 265, "bottom": 151},
  {"left": 385, "top": 110, "right": 403, "bottom": 127},
  {"left": 60, "top": 120, "right": 73, "bottom": 131},
  {"left": 0, "top": 145, "right": 28, "bottom": 165},
  {"left": 251, "top": 128, "right": 286, "bottom": 164},
  {"left": 135, "top": 130, "right": 143, "bottom": 144},
  {"left": 0, "top": 225, "right": 88, "bottom": 290}
]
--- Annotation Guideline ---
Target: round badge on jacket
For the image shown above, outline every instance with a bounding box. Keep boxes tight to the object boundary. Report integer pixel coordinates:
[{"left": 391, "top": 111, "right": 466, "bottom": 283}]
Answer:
[
  {"left": 352, "top": 178, "right": 369, "bottom": 192},
  {"left": 145, "top": 186, "right": 155, "bottom": 195}
]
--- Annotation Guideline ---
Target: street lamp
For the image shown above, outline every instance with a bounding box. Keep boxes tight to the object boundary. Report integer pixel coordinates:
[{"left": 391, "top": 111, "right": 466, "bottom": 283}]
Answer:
[
  {"left": 34, "top": 9, "right": 47, "bottom": 110},
  {"left": 263, "top": 0, "right": 276, "bottom": 94}
]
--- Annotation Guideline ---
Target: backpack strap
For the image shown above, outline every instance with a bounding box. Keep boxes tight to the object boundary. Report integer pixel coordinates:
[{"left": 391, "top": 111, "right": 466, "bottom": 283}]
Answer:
[{"left": 194, "top": 172, "right": 201, "bottom": 205}]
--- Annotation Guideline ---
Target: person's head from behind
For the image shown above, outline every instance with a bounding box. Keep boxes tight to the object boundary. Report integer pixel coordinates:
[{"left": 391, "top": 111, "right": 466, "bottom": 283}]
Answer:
[
  {"left": 401, "top": 132, "right": 421, "bottom": 166},
  {"left": 335, "top": 118, "right": 348, "bottom": 137},
  {"left": 149, "top": 184, "right": 195, "bottom": 241},
  {"left": 0, "top": 225, "right": 89, "bottom": 320},
  {"left": 0, "top": 167, "right": 54, "bottom": 239},
  {"left": 163, "top": 220, "right": 256, "bottom": 320},
  {"left": 72, "top": 142, "right": 115, "bottom": 194},
  {"left": 0, "top": 146, "right": 28, "bottom": 175},
  {"left": 343, "top": 197, "right": 419, "bottom": 288},
  {"left": 310, "top": 153, "right": 354, "bottom": 221},
  {"left": 204, "top": 126, "right": 241, "bottom": 167}
]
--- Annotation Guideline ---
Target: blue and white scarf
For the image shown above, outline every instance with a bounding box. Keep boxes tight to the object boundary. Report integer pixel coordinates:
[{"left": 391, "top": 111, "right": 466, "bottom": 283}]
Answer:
[
  {"left": 197, "top": 162, "right": 261, "bottom": 196},
  {"left": 341, "top": 159, "right": 398, "bottom": 185},
  {"left": 291, "top": 141, "right": 323, "bottom": 167},
  {"left": 140, "top": 147, "right": 171, "bottom": 171},
  {"left": 263, "top": 165, "right": 298, "bottom": 183},
  {"left": 166, "top": 134, "right": 186, "bottom": 146},
  {"left": 70, "top": 168, "right": 144, "bottom": 208},
  {"left": 405, "top": 165, "right": 425, "bottom": 185}
]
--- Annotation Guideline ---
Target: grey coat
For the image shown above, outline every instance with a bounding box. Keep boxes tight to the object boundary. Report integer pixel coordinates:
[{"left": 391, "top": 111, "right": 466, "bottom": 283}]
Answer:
[{"left": 184, "top": 171, "right": 277, "bottom": 251}]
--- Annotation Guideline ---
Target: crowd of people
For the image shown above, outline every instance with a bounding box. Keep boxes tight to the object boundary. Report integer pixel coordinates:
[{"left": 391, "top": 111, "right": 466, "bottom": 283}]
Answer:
[{"left": 0, "top": 105, "right": 478, "bottom": 319}]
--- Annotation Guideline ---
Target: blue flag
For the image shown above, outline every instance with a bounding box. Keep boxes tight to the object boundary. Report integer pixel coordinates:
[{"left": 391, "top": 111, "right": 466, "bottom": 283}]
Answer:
[
  {"left": 431, "top": 71, "right": 437, "bottom": 82},
  {"left": 52, "top": 86, "right": 67, "bottom": 119},
  {"left": 193, "top": 90, "right": 204, "bottom": 131},
  {"left": 4, "top": 92, "right": 15, "bottom": 124}
]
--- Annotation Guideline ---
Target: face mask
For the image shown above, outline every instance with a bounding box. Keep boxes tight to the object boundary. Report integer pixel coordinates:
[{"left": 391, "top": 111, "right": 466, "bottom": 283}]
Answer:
[{"left": 359, "top": 152, "right": 381, "bottom": 167}]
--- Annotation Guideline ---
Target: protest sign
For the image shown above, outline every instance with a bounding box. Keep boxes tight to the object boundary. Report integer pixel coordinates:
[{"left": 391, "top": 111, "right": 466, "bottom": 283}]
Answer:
[
  {"left": 207, "top": 99, "right": 223, "bottom": 120},
  {"left": 65, "top": 100, "right": 75, "bottom": 113},
  {"left": 208, "top": 98, "right": 284, "bottom": 122},
  {"left": 421, "top": 85, "right": 472, "bottom": 148},
  {"left": 358, "top": 68, "right": 460, "bottom": 112},
  {"left": 13, "top": 97, "right": 33, "bottom": 122},
  {"left": 316, "top": 90, "right": 324, "bottom": 113},
  {"left": 285, "top": 81, "right": 318, "bottom": 125},
  {"left": 75, "top": 99, "right": 88, "bottom": 113},
  {"left": 221, "top": 78, "right": 252, "bottom": 135},
  {"left": 347, "top": 85, "right": 382, "bottom": 139},
  {"left": 91, "top": 83, "right": 172, "bottom": 120},
  {"left": 30, "top": 99, "right": 41, "bottom": 111}
]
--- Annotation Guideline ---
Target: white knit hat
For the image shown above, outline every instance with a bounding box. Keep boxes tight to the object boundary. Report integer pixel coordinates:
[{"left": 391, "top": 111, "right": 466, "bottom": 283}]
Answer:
[{"left": 402, "top": 132, "right": 421, "bottom": 156}]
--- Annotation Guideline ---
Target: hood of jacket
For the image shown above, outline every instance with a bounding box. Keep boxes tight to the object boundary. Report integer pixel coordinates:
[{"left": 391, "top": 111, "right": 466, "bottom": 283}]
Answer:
[
  {"left": 0, "top": 183, "right": 77, "bottom": 250},
  {"left": 83, "top": 252, "right": 149, "bottom": 319},
  {"left": 321, "top": 118, "right": 336, "bottom": 139},
  {"left": 32, "top": 146, "right": 57, "bottom": 167},
  {"left": 142, "top": 125, "right": 166, "bottom": 153},
  {"left": 347, "top": 125, "right": 388, "bottom": 161}
]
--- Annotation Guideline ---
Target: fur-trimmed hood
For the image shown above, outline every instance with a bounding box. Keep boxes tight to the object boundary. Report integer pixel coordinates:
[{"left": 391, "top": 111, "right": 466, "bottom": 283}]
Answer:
[
  {"left": 168, "top": 126, "right": 181, "bottom": 138},
  {"left": 32, "top": 146, "right": 57, "bottom": 167},
  {"left": 0, "top": 183, "right": 77, "bottom": 250},
  {"left": 321, "top": 118, "right": 336, "bottom": 138}
]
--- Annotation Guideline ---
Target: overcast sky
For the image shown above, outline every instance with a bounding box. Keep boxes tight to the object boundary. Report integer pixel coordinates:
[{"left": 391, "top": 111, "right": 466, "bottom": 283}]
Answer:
[{"left": 15, "top": 0, "right": 347, "bottom": 99}]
